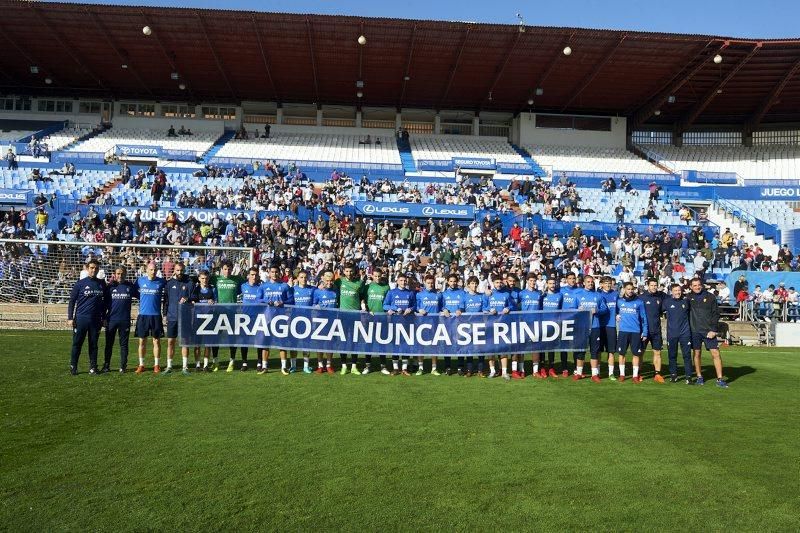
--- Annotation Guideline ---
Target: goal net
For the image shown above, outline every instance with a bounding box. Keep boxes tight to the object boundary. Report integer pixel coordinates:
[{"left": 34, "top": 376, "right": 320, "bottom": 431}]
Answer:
[{"left": 0, "top": 239, "right": 253, "bottom": 330}]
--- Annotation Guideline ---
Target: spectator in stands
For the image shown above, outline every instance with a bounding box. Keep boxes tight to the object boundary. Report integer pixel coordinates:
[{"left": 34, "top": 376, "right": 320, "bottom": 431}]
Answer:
[
  {"left": 615, "top": 202, "right": 625, "bottom": 224},
  {"left": 168, "top": 125, "right": 177, "bottom": 137},
  {"left": 263, "top": 124, "right": 271, "bottom": 138},
  {"left": 6, "top": 149, "right": 17, "bottom": 170},
  {"left": 178, "top": 125, "right": 187, "bottom": 135},
  {"left": 648, "top": 181, "right": 661, "bottom": 201},
  {"left": 733, "top": 274, "right": 748, "bottom": 300},
  {"left": 777, "top": 244, "right": 794, "bottom": 270},
  {"left": 716, "top": 281, "right": 730, "bottom": 302}
]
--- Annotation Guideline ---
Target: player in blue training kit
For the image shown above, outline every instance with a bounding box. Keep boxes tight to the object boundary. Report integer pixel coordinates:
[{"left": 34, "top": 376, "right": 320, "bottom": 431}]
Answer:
[
  {"left": 558, "top": 272, "right": 580, "bottom": 377},
  {"left": 615, "top": 281, "right": 649, "bottom": 382},
  {"left": 574, "top": 274, "right": 608, "bottom": 382},
  {"left": 135, "top": 262, "right": 166, "bottom": 374},
  {"left": 599, "top": 276, "right": 620, "bottom": 380},
  {"left": 163, "top": 261, "right": 193, "bottom": 374},
  {"left": 261, "top": 264, "right": 295, "bottom": 375},
  {"left": 502, "top": 273, "right": 523, "bottom": 378},
  {"left": 441, "top": 273, "right": 465, "bottom": 376},
  {"left": 485, "top": 274, "right": 513, "bottom": 379},
  {"left": 290, "top": 270, "right": 316, "bottom": 373},
  {"left": 67, "top": 259, "right": 107, "bottom": 375},
  {"left": 383, "top": 272, "right": 416, "bottom": 375},
  {"left": 415, "top": 275, "right": 443, "bottom": 375},
  {"left": 239, "top": 266, "right": 265, "bottom": 372},
  {"left": 313, "top": 270, "right": 339, "bottom": 373},
  {"left": 661, "top": 283, "right": 694, "bottom": 383},
  {"left": 462, "top": 276, "right": 487, "bottom": 377},
  {"left": 103, "top": 265, "right": 138, "bottom": 373},
  {"left": 641, "top": 278, "right": 668, "bottom": 382},
  {"left": 518, "top": 274, "right": 543, "bottom": 378},
  {"left": 189, "top": 270, "right": 217, "bottom": 372},
  {"left": 541, "top": 277, "right": 566, "bottom": 377}
]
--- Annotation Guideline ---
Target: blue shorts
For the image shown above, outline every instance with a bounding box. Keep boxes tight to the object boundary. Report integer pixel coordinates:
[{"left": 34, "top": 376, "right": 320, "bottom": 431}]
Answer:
[
  {"left": 691, "top": 332, "right": 719, "bottom": 351},
  {"left": 589, "top": 328, "right": 602, "bottom": 359},
  {"left": 166, "top": 320, "right": 179, "bottom": 339},
  {"left": 644, "top": 331, "right": 663, "bottom": 351},
  {"left": 601, "top": 327, "right": 617, "bottom": 353},
  {"left": 136, "top": 315, "right": 164, "bottom": 339},
  {"left": 617, "top": 331, "right": 643, "bottom": 356}
]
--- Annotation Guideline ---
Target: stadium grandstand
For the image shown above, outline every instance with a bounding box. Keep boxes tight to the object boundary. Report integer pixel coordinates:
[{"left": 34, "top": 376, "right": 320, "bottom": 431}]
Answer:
[{"left": 0, "top": 0, "right": 800, "bottom": 341}]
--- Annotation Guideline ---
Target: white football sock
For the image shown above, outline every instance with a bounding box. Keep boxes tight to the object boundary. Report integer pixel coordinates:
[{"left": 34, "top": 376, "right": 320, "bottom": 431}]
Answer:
[
  {"left": 576, "top": 365, "right": 583, "bottom": 376},
  {"left": 182, "top": 356, "right": 188, "bottom": 369},
  {"left": 633, "top": 366, "right": 639, "bottom": 377},
  {"left": 618, "top": 363, "right": 625, "bottom": 377},
  {"left": 511, "top": 361, "right": 518, "bottom": 372}
]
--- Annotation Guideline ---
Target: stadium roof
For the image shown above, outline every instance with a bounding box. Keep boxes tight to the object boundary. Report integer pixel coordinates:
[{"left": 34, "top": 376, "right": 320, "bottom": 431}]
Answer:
[{"left": 3, "top": 1, "right": 800, "bottom": 129}]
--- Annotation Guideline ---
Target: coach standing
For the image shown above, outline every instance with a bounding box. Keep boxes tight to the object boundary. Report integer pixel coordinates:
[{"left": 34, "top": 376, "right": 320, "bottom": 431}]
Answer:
[
  {"left": 687, "top": 278, "right": 728, "bottom": 388},
  {"left": 67, "top": 259, "right": 107, "bottom": 375},
  {"left": 103, "top": 265, "right": 138, "bottom": 373}
]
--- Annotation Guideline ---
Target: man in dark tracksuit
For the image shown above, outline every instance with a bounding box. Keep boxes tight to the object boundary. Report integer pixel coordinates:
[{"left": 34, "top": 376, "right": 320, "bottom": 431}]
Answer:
[
  {"left": 163, "top": 262, "right": 194, "bottom": 374},
  {"left": 641, "top": 278, "right": 667, "bottom": 382},
  {"left": 104, "top": 265, "right": 138, "bottom": 373},
  {"left": 67, "top": 259, "right": 107, "bottom": 375},
  {"left": 687, "top": 278, "right": 728, "bottom": 388},
  {"left": 661, "top": 283, "right": 693, "bottom": 383}
]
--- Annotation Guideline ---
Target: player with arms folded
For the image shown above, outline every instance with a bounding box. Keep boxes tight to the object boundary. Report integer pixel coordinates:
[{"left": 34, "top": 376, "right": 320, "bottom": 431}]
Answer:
[{"left": 615, "top": 281, "right": 648, "bottom": 383}]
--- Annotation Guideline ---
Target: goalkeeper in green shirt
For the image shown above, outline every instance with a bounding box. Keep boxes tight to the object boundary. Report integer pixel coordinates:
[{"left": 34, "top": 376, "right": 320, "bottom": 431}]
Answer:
[
  {"left": 211, "top": 261, "right": 245, "bottom": 372},
  {"left": 337, "top": 263, "right": 367, "bottom": 374},
  {"left": 365, "top": 267, "right": 391, "bottom": 375}
]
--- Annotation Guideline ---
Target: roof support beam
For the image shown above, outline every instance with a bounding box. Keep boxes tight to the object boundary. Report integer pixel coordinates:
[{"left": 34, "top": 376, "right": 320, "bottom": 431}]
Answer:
[
  {"left": 745, "top": 55, "right": 800, "bottom": 132},
  {"left": 0, "top": 31, "right": 50, "bottom": 85},
  {"left": 630, "top": 40, "right": 725, "bottom": 128},
  {"left": 85, "top": 7, "right": 153, "bottom": 98},
  {"left": 514, "top": 32, "right": 574, "bottom": 114},
  {"left": 305, "top": 17, "right": 321, "bottom": 104},
  {"left": 437, "top": 27, "right": 471, "bottom": 109},
  {"left": 138, "top": 8, "right": 196, "bottom": 100},
  {"left": 397, "top": 24, "right": 417, "bottom": 108},
  {"left": 251, "top": 15, "right": 280, "bottom": 102},
  {"left": 560, "top": 35, "right": 626, "bottom": 112},
  {"left": 196, "top": 12, "right": 238, "bottom": 102},
  {"left": 479, "top": 31, "right": 523, "bottom": 109},
  {"left": 677, "top": 44, "right": 761, "bottom": 132},
  {"left": 31, "top": 4, "right": 109, "bottom": 92}
]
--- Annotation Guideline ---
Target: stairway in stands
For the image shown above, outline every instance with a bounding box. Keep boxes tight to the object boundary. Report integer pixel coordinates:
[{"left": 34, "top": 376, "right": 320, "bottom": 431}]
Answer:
[
  {"left": 509, "top": 143, "right": 546, "bottom": 176},
  {"left": 396, "top": 137, "right": 418, "bottom": 173},
  {"left": 201, "top": 129, "right": 236, "bottom": 164}
]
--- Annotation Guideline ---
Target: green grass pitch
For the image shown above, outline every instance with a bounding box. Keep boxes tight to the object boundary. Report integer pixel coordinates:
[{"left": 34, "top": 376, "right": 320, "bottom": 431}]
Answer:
[{"left": 1, "top": 330, "right": 798, "bottom": 531}]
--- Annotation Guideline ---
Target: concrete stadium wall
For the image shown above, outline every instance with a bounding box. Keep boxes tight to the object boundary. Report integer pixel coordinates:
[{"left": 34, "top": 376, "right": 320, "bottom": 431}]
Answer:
[{"left": 516, "top": 114, "right": 627, "bottom": 148}]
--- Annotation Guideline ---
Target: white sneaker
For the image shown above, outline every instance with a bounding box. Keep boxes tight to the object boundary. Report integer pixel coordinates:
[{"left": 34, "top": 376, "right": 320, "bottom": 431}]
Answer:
[
  {"left": 361, "top": 367, "right": 371, "bottom": 375},
  {"left": 380, "top": 367, "right": 391, "bottom": 375}
]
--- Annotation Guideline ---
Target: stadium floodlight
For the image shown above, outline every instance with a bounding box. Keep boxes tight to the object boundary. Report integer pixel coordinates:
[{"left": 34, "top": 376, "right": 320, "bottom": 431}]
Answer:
[
  {"left": 527, "top": 98, "right": 534, "bottom": 106},
  {"left": 121, "top": 64, "right": 128, "bottom": 69},
  {"left": 356, "top": 80, "right": 364, "bottom": 88},
  {"left": 563, "top": 46, "right": 572, "bottom": 56},
  {"left": 142, "top": 25, "right": 152, "bottom": 36},
  {"left": 356, "top": 91, "right": 363, "bottom": 98},
  {"left": 30, "top": 66, "right": 39, "bottom": 74},
  {"left": 535, "top": 87, "right": 544, "bottom": 96},
  {"left": 404, "top": 75, "right": 410, "bottom": 81},
  {"left": 358, "top": 35, "right": 366, "bottom": 45},
  {"left": 44, "top": 78, "right": 52, "bottom": 85},
  {"left": 178, "top": 83, "right": 186, "bottom": 90},
  {"left": 654, "top": 110, "right": 661, "bottom": 116},
  {"left": 667, "top": 95, "right": 676, "bottom": 104},
  {"left": 171, "top": 72, "right": 179, "bottom": 80},
  {"left": 714, "top": 54, "right": 723, "bottom": 64}
]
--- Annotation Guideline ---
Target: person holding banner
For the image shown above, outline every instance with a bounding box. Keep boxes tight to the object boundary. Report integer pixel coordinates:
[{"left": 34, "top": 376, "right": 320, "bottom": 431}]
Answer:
[
  {"left": 240, "top": 267, "right": 265, "bottom": 372},
  {"left": 503, "top": 273, "right": 524, "bottom": 378},
  {"left": 337, "top": 263, "right": 367, "bottom": 375},
  {"left": 484, "top": 274, "right": 513, "bottom": 380},
  {"left": 415, "top": 275, "right": 443, "bottom": 376},
  {"left": 163, "top": 262, "right": 193, "bottom": 375},
  {"left": 661, "top": 283, "right": 694, "bottom": 384},
  {"left": 574, "top": 275, "right": 608, "bottom": 382},
  {"left": 212, "top": 261, "right": 244, "bottom": 372},
  {"left": 383, "top": 273, "right": 416, "bottom": 376},
  {"left": 291, "top": 270, "right": 316, "bottom": 374},
  {"left": 599, "top": 276, "right": 620, "bottom": 380},
  {"left": 313, "top": 270, "right": 339, "bottom": 374},
  {"left": 518, "top": 273, "right": 543, "bottom": 379},
  {"left": 135, "top": 262, "right": 166, "bottom": 374},
  {"left": 461, "top": 276, "right": 487, "bottom": 377},
  {"left": 615, "top": 281, "right": 648, "bottom": 383},
  {"left": 540, "top": 277, "right": 565, "bottom": 378},
  {"left": 189, "top": 270, "right": 216, "bottom": 372},
  {"left": 559, "top": 272, "right": 581, "bottom": 377},
  {"left": 441, "top": 273, "right": 465, "bottom": 376},
  {"left": 365, "top": 268, "right": 390, "bottom": 375},
  {"left": 261, "top": 265, "right": 295, "bottom": 375}
]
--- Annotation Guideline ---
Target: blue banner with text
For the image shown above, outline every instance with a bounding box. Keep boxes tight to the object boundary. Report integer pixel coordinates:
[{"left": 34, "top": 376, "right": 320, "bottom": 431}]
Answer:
[
  {"left": 354, "top": 201, "right": 475, "bottom": 219},
  {"left": 178, "top": 305, "right": 591, "bottom": 356},
  {"left": 115, "top": 144, "right": 162, "bottom": 158}
]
